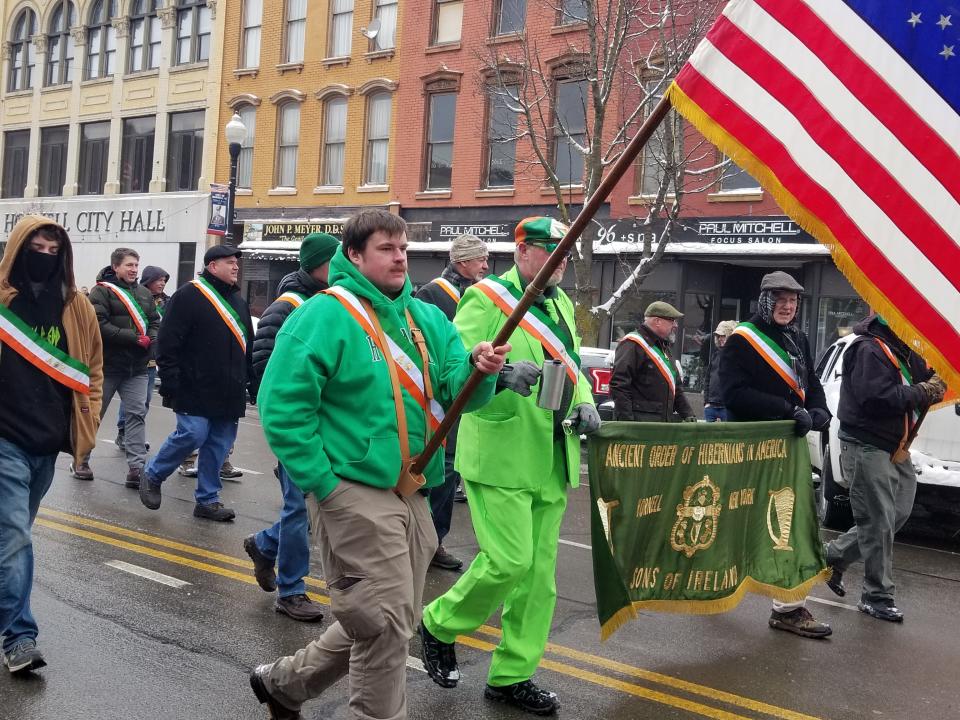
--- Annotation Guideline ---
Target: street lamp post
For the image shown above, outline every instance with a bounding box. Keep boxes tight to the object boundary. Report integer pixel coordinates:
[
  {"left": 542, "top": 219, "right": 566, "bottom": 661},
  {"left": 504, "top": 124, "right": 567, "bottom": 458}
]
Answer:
[{"left": 224, "top": 112, "right": 247, "bottom": 245}]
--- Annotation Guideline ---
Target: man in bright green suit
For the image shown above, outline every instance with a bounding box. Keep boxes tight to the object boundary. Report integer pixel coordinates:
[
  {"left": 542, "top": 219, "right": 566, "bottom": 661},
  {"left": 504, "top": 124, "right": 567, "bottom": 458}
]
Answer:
[{"left": 419, "top": 217, "right": 601, "bottom": 716}]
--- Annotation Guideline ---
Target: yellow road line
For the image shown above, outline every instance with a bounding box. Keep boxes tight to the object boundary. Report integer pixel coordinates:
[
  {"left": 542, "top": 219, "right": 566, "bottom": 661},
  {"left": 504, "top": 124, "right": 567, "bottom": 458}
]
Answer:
[{"left": 37, "top": 510, "right": 821, "bottom": 720}]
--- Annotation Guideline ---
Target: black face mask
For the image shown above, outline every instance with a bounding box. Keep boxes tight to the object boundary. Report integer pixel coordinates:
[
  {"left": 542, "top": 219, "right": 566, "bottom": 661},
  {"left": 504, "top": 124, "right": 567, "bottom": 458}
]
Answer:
[{"left": 25, "top": 250, "right": 60, "bottom": 283}]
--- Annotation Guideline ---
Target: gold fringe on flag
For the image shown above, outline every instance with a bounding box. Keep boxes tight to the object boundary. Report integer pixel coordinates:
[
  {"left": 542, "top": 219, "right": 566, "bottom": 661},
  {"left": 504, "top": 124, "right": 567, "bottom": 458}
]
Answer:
[{"left": 665, "top": 83, "right": 960, "bottom": 393}]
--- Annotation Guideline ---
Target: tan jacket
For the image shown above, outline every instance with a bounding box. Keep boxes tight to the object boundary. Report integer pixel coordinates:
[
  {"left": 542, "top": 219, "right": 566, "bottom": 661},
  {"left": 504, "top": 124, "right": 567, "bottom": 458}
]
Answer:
[{"left": 0, "top": 214, "right": 103, "bottom": 462}]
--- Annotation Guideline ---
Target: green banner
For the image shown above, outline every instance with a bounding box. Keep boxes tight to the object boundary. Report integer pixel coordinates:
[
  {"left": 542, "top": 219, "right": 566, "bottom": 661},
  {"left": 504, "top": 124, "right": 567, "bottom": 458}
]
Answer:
[{"left": 588, "top": 421, "right": 828, "bottom": 640}]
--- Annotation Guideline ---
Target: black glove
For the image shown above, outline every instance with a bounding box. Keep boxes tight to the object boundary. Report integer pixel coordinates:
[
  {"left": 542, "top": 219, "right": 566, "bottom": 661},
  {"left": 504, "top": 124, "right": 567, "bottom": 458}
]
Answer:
[
  {"left": 565, "top": 403, "right": 602, "bottom": 434},
  {"left": 792, "top": 406, "right": 813, "bottom": 437},
  {"left": 808, "top": 407, "right": 831, "bottom": 432},
  {"left": 497, "top": 361, "right": 541, "bottom": 397}
]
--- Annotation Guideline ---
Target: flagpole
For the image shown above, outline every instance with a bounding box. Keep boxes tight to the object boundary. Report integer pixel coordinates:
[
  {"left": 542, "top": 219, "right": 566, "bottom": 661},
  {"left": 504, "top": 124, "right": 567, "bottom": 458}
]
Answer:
[{"left": 410, "top": 95, "right": 673, "bottom": 476}]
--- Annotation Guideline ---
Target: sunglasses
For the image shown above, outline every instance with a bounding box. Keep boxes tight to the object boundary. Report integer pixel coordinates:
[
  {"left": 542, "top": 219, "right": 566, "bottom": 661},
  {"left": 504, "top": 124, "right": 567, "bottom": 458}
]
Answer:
[{"left": 526, "top": 241, "right": 571, "bottom": 259}]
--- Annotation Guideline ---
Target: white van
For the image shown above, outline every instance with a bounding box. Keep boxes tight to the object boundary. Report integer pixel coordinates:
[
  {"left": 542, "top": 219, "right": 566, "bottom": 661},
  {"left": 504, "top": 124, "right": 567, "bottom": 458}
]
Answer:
[{"left": 808, "top": 333, "right": 960, "bottom": 530}]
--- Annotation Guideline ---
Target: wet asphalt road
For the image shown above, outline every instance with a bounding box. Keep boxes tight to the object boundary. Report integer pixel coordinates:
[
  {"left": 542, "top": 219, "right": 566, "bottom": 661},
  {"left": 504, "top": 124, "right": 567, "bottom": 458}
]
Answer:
[{"left": 3, "top": 399, "right": 960, "bottom": 720}]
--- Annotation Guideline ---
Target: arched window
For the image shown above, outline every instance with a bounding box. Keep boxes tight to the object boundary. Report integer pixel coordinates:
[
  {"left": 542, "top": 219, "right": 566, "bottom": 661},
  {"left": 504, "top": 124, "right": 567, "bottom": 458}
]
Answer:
[
  {"left": 364, "top": 92, "right": 391, "bottom": 186},
  {"left": 45, "top": 0, "right": 76, "bottom": 86},
  {"left": 128, "top": 0, "right": 160, "bottom": 72},
  {"left": 86, "top": 0, "right": 117, "bottom": 79},
  {"left": 275, "top": 102, "right": 300, "bottom": 188},
  {"left": 320, "top": 96, "right": 347, "bottom": 187},
  {"left": 236, "top": 104, "right": 257, "bottom": 189},
  {"left": 176, "top": 0, "right": 211, "bottom": 65},
  {"left": 7, "top": 8, "right": 37, "bottom": 92}
]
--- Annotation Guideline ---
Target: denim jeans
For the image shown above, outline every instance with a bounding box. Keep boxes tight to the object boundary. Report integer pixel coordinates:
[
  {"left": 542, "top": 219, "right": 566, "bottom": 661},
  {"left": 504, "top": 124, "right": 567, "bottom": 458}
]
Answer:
[
  {"left": 118, "top": 366, "right": 157, "bottom": 430},
  {"left": 0, "top": 437, "right": 56, "bottom": 653},
  {"left": 144, "top": 413, "right": 238, "bottom": 505},
  {"left": 704, "top": 406, "right": 729, "bottom": 422},
  {"left": 254, "top": 464, "right": 310, "bottom": 597}
]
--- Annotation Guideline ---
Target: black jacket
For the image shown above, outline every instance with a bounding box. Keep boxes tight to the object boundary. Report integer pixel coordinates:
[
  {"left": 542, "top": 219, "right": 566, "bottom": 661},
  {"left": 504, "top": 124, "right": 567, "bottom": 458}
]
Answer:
[
  {"left": 610, "top": 323, "right": 694, "bottom": 421},
  {"left": 252, "top": 269, "right": 326, "bottom": 381},
  {"left": 719, "top": 314, "right": 827, "bottom": 421},
  {"left": 414, "top": 264, "right": 475, "bottom": 321},
  {"left": 88, "top": 267, "right": 160, "bottom": 376},
  {"left": 702, "top": 340, "right": 726, "bottom": 407},
  {"left": 157, "top": 270, "right": 256, "bottom": 419},
  {"left": 838, "top": 317, "right": 933, "bottom": 453}
]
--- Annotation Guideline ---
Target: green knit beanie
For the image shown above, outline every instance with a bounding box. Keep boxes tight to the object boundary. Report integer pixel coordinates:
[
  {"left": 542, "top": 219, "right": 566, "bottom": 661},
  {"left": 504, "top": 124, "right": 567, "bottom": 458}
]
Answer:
[{"left": 300, "top": 232, "right": 340, "bottom": 272}]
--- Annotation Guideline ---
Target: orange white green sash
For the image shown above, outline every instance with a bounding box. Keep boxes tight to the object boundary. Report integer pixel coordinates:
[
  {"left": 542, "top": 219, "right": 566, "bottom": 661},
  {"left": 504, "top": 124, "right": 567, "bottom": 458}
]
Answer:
[
  {"left": 191, "top": 277, "right": 247, "bottom": 352},
  {"left": 276, "top": 291, "right": 307, "bottom": 308},
  {"left": 473, "top": 276, "right": 581, "bottom": 382},
  {"left": 97, "top": 281, "right": 147, "bottom": 336},
  {"left": 622, "top": 332, "right": 676, "bottom": 395},
  {"left": 875, "top": 338, "right": 919, "bottom": 430},
  {"left": 733, "top": 322, "right": 806, "bottom": 403},
  {"left": 324, "top": 286, "right": 445, "bottom": 431},
  {"left": 0, "top": 303, "right": 90, "bottom": 394},
  {"left": 431, "top": 277, "right": 461, "bottom": 305}
]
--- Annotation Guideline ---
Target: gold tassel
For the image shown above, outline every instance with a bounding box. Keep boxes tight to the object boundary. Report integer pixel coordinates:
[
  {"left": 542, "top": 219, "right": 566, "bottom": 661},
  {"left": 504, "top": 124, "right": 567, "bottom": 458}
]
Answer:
[{"left": 666, "top": 83, "right": 960, "bottom": 392}]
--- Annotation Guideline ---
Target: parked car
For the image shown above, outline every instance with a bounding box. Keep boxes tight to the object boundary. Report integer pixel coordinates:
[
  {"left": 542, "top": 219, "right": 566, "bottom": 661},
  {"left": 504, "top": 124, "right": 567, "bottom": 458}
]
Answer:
[
  {"left": 808, "top": 333, "right": 960, "bottom": 531},
  {"left": 580, "top": 346, "right": 615, "bottom": 419}
]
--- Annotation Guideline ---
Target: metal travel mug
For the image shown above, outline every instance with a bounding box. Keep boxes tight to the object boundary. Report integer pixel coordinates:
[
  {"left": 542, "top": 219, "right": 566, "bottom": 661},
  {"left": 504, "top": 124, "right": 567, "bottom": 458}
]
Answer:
[{"left": 537, "top": 359, "right": 566, "bottom": 411}]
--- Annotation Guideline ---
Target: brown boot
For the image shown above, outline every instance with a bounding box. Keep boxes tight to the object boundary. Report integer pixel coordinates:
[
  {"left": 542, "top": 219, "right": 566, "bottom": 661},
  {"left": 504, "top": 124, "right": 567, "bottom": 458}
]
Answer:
[
  {"left": 125, "top": 467, "right": 142, "bottom": 489},
  {"left": 70, "top": 461, "right": 94, "bottom": 481},
  {"left": 769, "top": 607, "right": 832, "bottom": 638},
  {"left": 275, "top": 594, "right": 324, "bottom": 623}
]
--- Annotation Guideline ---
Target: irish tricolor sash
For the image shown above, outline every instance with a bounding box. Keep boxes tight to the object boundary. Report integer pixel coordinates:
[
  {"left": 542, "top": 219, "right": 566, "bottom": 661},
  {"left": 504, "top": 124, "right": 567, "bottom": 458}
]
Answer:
[
  {"left": 733, "top": 322, "right": 806, "bottom": 403},
  {"left": 276, "top": 291, "right": 307, "bottom": 309},
  {"left": 191, "top": 278, "right": 247, "bottom": 352},
  {"left": 431, "top": 278, "right": 461, "bottom": 305},
  {"left": 0, "top": 303, "right": 90, "bottom": 394},
  {"left": 98, "top": 281, "right": 147, "bottom": 336},
  {"left": 473, "top": 276, "right": 581, "bottom": 382},
  {"left": 622, "top": 332, "right": 676, "bottom": 395},
  {"left": 875, "top": 338, "right": 919, "bottom": 431},
  {"left": 324, "top": 286, "right": 445, "bottom": 431}
]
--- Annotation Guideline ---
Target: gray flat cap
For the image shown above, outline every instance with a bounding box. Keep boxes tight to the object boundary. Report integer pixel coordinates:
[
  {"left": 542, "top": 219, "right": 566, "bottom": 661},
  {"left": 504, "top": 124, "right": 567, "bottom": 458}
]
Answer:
[{"left": 760, "top": 270, "right": 804, "bottom": 293}]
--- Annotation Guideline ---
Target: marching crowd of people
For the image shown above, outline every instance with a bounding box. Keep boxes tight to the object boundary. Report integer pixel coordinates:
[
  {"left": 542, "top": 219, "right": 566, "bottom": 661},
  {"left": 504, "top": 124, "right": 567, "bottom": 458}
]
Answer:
[{"left": 0, "top": 210, "right": 947, "bottom": 718}]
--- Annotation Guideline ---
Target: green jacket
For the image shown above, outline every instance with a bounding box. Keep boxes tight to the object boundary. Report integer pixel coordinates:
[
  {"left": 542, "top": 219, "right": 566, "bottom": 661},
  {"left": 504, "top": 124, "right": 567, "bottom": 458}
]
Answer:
[
  {"left": 454, "top": 266, "right": 594, "bottom": 489},
  {"left": 258, "top": 248, "right": 496, "bottom": 500}
]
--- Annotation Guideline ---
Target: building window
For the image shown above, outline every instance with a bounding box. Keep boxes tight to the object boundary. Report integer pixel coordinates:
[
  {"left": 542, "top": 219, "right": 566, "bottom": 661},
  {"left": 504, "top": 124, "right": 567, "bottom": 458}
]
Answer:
[
  {"left": 494, "top": 0, "right": 526, "bottom": 35},
  {"left": 45, "top": 1, "right": 76, "bottom": 87},
  {"left": 275, "top": 103, "right": 300, "bottom": 187},
  {"left": 7, "top": 9, "right": 37, "bottom": 92},
  {"left": 236, "top": 105, "right": 257, "bottom": 189},
  {"left": 1, "top": 131, "right": 30, "bottom": 199},
  {"left": 284, "top": 0, "right": 306, "bottom": 63},
  {"left": 78, "top": 121, "right": 110, "bottom": 195},
  {"left": 176, "top": 0, "right": 211, "bottom": 65},
  {"left": 433, "top": 0, "right": 462, "bottom": 45},
  {"left": 321, "top": 97, "right": 347, "bottom": 186},
  {"left": 364, "top": 92, "right": 391, "bottom": 185},
  {"left": 240, "top": 0, "right": 262, "bottom": 68},
  {"left": 553, "top": 78, "right": 587, "bottom": 185},
  {"left": 560, "top": 0, "right": 589, "bottom": 25},
  {"left": 719, "top": 157, "right": 761, "bottom": 192},
  {"left": 486, "top": 85, "right": 518, "bottom": 188},
  {"left": 86, "top": 0, "right": 117, "bottom": 80},
  {"left": 637, "top": 80, "right": 677, "bottom": 196},
  {"left": 120, "top": 116, "right": 155, "bottom": 193},
  {"left": 39, "top": 126, "right": 69, "bottom": 197},
  {"left": 372, "top": 0, "right": 397, "bottom": 50},
  {"left": 329, "top": 0, "right": 353, "bottom": 58},
  {"left": 128, "top": 0, "right": 160, "bottom": 73},
  {"left": 425, "top": 92, "right": 456, "bottom": 190},
  {"left": 177, "top": 242, "right": 197, "bottom": 288},
  {"left": 166, "top": 110, "right": 204, "bottom": 192}
]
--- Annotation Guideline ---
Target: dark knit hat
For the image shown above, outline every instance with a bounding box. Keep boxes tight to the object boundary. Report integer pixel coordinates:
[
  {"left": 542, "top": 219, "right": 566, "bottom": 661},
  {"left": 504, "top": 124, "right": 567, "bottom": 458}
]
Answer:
[
  {"left": 300, "top": 232, "right": 340, "bottom": 272},
  {"left": 140, "top": 265, "right": 169, "bottom": 287}
]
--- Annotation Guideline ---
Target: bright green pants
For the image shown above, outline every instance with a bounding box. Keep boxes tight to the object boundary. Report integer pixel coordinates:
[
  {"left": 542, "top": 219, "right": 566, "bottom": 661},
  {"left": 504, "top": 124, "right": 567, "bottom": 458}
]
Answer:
[{"left": 422, "top": 443, "right": 568, "bottom": 686}]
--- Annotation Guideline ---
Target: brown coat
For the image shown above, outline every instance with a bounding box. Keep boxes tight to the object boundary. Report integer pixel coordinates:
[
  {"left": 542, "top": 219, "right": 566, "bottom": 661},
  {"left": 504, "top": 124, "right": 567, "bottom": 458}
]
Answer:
[
  {"left": 0, "top": 214, "right": 103, "bottom": 462},
  {"left": 610, "top": 322, "right": 694, "bottom": 422}
]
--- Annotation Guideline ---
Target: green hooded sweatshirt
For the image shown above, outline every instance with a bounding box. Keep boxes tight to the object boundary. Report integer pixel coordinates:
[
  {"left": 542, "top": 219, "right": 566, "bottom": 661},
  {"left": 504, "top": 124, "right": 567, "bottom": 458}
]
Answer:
[{"left": 258, "top": 247, "right": 497, "bottom": 500}]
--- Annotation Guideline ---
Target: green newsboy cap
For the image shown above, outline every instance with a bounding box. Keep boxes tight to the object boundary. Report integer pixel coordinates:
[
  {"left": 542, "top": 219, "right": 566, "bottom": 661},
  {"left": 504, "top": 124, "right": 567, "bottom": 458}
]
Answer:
[{"left": 645, "top": 301, "right": 684, "bottom": 319}]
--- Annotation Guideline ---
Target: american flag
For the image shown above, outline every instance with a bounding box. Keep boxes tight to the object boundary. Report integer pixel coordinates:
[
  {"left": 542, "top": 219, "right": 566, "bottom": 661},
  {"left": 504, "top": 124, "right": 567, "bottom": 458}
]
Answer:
[{"left": 667, "top": 0, "right": 960, "bottom": 389}]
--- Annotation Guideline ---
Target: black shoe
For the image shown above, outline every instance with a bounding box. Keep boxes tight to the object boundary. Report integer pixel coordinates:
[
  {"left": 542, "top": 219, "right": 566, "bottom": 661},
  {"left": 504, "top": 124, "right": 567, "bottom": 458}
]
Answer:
[
  {"left": 826, "top": 565, "right": 846, "bottom": 597},
  {"left": 139, "top": 473, "right": 162, "bottom": 510},
  {"left": 125, "top": 466, "right": 142, "bottom": 489},
  {"left": 484, "top": 680, "right": 560, "bottom": 716},
  {"left": 193, "top": 502, "right": 236, "bottom": 522},
  {"left": 858, "top": 599, "right": 904, "bottom": 623},
  {"left": 243, "top": 536, "right": 277, "bottom": 592},
  {"left": 431, "top": 545, "right": 464, "bottom": 571},
  {"left": 419, "top": 621, "right": 460, "bottom": 688},
  {"left": 768, "top": 607, "right": 832, "bottom": 638},
  {"left": 454, "top": 487, "right": 467, "bottom": 503},
  {"left": 275, "top": 594, "right": 324, "bottom": 623},
  {"left": 115, "top": 431, "right": 125, "bottom": 451},
  {"left": 250, "top": 665, "right": 302, "bottom": 719}
]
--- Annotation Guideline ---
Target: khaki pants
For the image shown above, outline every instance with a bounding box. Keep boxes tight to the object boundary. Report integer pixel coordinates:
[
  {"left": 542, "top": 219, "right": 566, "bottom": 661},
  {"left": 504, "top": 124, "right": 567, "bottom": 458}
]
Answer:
[{"left": 265, "top": 480, "right": 437, "bottom": 720}]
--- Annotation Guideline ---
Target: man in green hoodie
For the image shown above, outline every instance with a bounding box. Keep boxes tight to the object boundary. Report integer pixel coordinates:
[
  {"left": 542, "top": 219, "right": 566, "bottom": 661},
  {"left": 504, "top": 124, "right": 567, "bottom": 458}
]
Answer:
[{"left": 249, "top": 209, "right": 508, "bottom": 720}]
